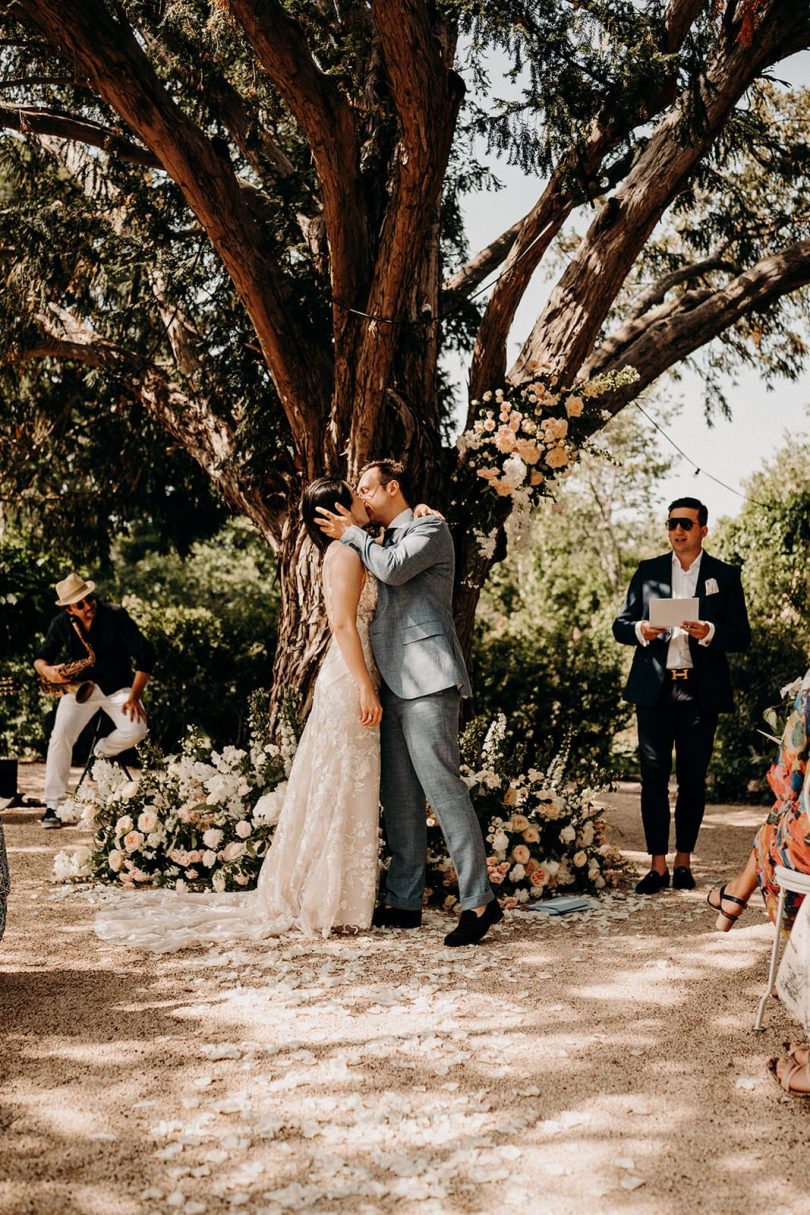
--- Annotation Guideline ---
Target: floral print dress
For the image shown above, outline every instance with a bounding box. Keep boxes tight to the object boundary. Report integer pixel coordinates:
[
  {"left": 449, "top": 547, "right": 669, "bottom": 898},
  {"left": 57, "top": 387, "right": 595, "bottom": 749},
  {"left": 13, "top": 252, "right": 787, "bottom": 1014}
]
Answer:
[
  {"left": 0, "top": 819, "right": 8, "bottom": 942},
  {"left": 754, "top": 674, "right": 810, "bottom": 929}
]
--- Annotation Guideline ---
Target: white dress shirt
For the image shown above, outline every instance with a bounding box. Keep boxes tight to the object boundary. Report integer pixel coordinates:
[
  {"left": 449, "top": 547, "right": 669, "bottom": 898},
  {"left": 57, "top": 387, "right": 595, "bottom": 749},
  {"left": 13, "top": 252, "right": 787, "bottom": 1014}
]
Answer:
[{"left": 635, "top": 550, "right": 715, "bottom": 665}]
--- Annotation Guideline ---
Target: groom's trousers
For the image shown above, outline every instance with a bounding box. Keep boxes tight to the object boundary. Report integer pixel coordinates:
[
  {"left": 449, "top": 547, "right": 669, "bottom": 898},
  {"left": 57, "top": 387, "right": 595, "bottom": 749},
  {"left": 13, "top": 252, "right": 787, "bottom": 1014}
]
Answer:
[{"left": 379, "top": 683, "right": 493, "bottom": 912}]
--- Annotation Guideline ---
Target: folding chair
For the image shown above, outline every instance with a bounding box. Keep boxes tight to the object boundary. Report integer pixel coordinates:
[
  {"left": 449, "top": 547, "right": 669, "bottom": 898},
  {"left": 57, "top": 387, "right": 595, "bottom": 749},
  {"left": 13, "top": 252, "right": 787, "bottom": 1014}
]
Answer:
[{"left": 753, "top": 864, "right": 810, "bottom": 1031}]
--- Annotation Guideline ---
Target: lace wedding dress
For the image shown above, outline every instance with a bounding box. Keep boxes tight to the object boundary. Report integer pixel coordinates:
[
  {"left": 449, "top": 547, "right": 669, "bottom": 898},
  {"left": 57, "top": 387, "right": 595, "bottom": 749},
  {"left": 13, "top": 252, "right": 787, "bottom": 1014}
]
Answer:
[{"left": 95, "top": 565, "right": 380, "bottom": 952}]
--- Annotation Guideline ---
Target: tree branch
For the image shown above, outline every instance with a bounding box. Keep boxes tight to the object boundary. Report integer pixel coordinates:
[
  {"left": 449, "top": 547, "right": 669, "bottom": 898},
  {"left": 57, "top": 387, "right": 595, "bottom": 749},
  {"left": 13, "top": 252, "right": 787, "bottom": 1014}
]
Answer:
[
  {"left": 225, "top": 0, "right": 367, "bottom": 308},
  {"left": 510, "top": 0, "right": 810, "bottom": 387},
  {"left": 7, "top": 305, "right": 286, "bottom": 546},
  {"left": 581, "top": 237, "right": 810, "bottom": 414},
  {"left": 346, "top": 2, "right": 464, "bottom": 465},
  {"left": 468, "top": 0, "right": 707, "bottom": 399},
  {"left": 626, "top": 250, "right": 739, "bottom": 320},
  {"left": 18, "top": 0, "right": 328, "bottom": 464},
  {"left": 441, "top": 213, "right": 528, "bottom": 301}
]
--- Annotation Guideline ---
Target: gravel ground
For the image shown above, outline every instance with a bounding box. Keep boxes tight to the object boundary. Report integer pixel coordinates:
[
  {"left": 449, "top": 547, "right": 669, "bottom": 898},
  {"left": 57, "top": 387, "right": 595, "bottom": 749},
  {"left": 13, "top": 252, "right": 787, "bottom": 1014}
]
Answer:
[{"left": 1, "top": 763, "right": 807, "bottom": 1215}]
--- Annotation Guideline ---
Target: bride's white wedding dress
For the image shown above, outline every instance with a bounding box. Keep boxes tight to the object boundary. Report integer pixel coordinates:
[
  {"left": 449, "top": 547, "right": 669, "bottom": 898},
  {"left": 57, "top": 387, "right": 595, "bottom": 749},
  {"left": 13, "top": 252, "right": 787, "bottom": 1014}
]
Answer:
[{"left": 95, "top": 565, "right": 380, "bottom": 952}]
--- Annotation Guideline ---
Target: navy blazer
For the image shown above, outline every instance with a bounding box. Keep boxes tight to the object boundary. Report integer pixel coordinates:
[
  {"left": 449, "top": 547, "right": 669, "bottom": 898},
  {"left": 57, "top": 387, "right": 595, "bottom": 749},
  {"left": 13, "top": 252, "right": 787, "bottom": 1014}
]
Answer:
[{"left": 612, "top": 551, "right": 750, "bottom": 712}]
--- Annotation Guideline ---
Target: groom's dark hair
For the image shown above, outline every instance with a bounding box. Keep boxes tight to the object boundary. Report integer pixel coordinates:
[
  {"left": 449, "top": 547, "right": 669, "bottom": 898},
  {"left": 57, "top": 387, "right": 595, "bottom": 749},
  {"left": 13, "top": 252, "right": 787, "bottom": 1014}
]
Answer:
[
  {"left": 359, "top": 459, "right": 412, "bottom": 503},
  {"left": 302, "top": 477, "right": 354, "bottom": 553}
]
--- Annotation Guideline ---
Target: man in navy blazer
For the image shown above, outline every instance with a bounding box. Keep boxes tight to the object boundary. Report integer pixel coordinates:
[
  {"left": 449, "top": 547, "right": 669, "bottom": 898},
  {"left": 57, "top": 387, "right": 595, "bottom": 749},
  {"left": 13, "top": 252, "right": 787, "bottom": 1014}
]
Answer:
[{"left": 613, "top": 497, "right": 750, "bottom": 894}]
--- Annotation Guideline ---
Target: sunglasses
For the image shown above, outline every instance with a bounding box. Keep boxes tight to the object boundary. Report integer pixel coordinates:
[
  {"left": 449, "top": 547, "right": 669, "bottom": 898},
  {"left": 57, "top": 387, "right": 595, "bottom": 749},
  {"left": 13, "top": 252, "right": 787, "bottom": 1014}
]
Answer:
[
  {"left": 70, "top": 595, "right": 96, "bottom": 610},
  {"left": 666, "top": 517, "right": 696, "bottom": 532}
]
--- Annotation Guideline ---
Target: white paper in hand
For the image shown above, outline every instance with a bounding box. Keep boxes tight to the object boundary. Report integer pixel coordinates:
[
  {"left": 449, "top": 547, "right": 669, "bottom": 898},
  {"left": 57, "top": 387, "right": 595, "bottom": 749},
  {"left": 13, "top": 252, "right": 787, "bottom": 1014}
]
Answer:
[{"left": 648, "top": 597, "right": 699, "bottom": 630}]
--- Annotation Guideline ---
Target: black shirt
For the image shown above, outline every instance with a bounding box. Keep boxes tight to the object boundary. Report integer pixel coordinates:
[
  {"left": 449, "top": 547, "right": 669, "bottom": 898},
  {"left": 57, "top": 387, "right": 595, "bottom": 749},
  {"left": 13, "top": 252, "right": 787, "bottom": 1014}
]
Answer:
[{"left": 35, "top": 599, "right": 156, "bottom": 695}]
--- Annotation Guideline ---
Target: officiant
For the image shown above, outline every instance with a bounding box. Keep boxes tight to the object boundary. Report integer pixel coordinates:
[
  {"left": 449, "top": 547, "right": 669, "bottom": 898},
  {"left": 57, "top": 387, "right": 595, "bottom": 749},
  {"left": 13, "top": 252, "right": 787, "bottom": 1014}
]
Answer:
[{"left": 612, "top": 497, "right": 750, "bottom": 895}]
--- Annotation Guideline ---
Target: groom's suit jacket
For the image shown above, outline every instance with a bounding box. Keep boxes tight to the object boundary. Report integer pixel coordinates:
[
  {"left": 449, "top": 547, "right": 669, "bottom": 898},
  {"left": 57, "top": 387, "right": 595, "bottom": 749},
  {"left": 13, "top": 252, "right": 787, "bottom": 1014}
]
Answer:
[
  {"left": 340, "top": 511, "right": 472, "bottom": 700},
  {"left": 612, "top": 550, "right": 750, "bottom": 713}
]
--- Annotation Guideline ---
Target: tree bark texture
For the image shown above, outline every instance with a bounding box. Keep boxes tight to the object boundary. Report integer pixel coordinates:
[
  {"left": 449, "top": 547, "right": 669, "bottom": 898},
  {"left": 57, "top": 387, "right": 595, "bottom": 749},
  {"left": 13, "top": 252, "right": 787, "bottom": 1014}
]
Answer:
[{"left": 2, "top": 0, "right": 810, "bottom": 721}]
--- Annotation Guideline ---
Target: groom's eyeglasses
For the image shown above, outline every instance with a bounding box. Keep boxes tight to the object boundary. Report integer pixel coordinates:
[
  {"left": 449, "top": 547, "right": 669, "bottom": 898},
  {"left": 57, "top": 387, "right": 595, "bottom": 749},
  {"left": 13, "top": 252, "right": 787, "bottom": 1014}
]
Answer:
[{"left": 666, "top": 518, "right": 696, "bottom": 532}]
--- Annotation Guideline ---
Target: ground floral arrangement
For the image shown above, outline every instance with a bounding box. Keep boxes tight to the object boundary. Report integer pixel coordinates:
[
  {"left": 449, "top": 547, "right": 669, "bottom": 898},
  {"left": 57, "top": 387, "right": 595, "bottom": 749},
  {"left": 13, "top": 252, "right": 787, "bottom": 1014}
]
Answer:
[
  {"left": 52, "top": 693, "right": 298, "bottom": 891},
  {"left": 426, "top": 713, "right": 624, "bottom": 911},
  {"left": 54, "top": 695, "right": 623, "bottom": 908}
]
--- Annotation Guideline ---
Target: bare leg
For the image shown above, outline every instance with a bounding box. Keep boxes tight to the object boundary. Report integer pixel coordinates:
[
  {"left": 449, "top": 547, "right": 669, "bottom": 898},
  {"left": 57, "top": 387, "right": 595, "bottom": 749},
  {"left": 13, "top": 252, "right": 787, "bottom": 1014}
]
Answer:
[{"left": 650, "top": 853, "right": 668, "bottom": 875}]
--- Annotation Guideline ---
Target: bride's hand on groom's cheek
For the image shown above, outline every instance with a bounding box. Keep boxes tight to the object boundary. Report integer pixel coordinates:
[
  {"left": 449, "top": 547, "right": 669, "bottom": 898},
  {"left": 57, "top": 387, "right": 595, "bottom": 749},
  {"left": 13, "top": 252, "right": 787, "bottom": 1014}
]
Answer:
[
  {"left": 413, "top": 503, "right": 445, "bottom": 521},
  {"left": 315, "top": 504, "right": 353, "bottom": 538}
]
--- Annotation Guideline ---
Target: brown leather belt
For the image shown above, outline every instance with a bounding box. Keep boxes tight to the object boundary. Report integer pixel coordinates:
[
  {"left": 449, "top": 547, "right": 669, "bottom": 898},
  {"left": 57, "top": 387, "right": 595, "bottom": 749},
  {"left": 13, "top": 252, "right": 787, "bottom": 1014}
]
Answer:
[{"left": 669, "top": 668, "right": 691, "bottom": 680}]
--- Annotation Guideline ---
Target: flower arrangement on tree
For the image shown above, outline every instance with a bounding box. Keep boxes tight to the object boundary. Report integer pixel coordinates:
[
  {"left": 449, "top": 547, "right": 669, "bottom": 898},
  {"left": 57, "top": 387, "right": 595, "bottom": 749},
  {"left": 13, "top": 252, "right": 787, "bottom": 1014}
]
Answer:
[
  {"left": 454, "top": 368, "right": 640, "bottom": 566},
  {"left": 425, "top": 714, "right": 625, "bottom": 911}
]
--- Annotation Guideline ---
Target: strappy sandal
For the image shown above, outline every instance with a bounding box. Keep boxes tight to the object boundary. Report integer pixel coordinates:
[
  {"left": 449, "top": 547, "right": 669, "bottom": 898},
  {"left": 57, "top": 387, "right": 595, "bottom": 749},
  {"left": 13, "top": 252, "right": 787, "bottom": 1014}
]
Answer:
[
  {"left": 767, "top": 1053, "right": 810, "bottom": 1098},
  {"left": 781, "top": 1041, "right": 810, "bottom": 1067},
  {"left": 706, "top": 884, "right": 748, "bottom": 932}
]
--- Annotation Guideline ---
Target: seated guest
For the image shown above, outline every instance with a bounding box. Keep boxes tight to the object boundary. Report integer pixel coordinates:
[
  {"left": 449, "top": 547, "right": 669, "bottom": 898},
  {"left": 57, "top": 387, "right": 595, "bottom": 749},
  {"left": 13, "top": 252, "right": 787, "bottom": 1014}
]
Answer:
[
  {"left": 769, "top": 892, "right": 810, "bottom": 1097},
  {"left": 708, "top": 673, "right": 810, "bottom": 931}
]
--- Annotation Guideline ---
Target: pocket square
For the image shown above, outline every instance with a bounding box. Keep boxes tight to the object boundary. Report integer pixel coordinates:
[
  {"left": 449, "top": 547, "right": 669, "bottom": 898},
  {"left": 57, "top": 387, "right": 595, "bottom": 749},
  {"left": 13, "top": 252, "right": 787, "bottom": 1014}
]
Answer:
[{"left": 704, "top": 577, "right": 719, "bottom": 595}]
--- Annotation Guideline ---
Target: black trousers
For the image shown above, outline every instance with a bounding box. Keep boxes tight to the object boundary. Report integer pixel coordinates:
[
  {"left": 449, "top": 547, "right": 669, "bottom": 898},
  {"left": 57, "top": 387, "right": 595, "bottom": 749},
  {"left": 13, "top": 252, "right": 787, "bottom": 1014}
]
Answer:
[{"left": 636, "top": 678, "right": 719, "bottom": 856}]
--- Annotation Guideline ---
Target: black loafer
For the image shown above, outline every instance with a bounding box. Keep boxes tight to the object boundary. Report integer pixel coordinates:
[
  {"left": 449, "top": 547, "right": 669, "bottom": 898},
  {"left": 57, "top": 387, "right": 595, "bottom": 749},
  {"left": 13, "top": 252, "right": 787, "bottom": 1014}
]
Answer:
[
  {"left": 444, "top": 898, "right": 503, "bottom": 947},
  {"left": 635, "top": 868, "right": 670, "bottom": 894},
  {"left": 39, "top": 808, "right": 62, "bottom": 830},
  {"left": 672, "top": 865, "right": 696, "bottom": 890},
  {"left": 372, "top": 905, "right": 422, "bottom": 929}
]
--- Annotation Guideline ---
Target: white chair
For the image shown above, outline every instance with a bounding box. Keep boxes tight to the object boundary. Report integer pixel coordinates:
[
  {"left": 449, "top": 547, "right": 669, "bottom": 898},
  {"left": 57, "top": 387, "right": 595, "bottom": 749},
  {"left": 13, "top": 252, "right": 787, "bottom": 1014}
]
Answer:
[{"left": 753, "top": 864, "right": 810, "bottom": 1031}]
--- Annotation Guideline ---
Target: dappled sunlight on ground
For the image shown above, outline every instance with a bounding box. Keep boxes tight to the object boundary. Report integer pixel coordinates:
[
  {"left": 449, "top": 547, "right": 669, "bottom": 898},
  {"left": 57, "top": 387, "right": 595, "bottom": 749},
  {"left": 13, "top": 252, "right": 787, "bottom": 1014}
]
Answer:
[{"left": 1, "top": 769, "right": 808, "bottom": 1215}]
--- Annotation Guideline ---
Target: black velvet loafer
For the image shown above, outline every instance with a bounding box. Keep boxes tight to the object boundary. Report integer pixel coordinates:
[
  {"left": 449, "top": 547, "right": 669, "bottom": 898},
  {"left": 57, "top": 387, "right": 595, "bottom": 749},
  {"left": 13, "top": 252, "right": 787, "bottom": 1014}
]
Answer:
[
  {"left": 372, "top": 905, "right": 422, "bottom": 929},
  {"left": 443, "top": 898, "right": 503, "bottom": 947},
  {"left": 634, "top": 868, "right": 670, "bottom": 894},
  {"left": 672, "top": 866, "right": 696, "bottom": 890}
]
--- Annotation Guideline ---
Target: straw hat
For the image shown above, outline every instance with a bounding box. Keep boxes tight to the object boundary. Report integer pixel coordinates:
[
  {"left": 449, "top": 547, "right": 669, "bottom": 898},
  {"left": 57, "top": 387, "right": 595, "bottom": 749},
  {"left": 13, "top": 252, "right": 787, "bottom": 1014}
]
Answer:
[{"left": 55, "top": 572, "right": 96, "bottom": 607}]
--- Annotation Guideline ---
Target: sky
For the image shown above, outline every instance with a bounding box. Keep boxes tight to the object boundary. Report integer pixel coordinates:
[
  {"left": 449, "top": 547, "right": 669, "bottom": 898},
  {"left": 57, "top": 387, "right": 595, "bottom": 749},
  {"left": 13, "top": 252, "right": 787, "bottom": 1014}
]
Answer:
[{"left": 447, "top": 48, "right": 810, "bottom": 523}]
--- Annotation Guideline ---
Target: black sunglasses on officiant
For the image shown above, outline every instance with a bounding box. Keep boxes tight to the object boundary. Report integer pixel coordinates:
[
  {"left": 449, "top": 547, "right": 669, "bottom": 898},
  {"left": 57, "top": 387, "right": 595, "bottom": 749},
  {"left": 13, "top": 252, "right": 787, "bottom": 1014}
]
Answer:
[
  {"left": 69, "top": 595, "right": 96, "bottom": 610},
  {"left": 666, "top": 517, "right": 696, "bottom": 532}
]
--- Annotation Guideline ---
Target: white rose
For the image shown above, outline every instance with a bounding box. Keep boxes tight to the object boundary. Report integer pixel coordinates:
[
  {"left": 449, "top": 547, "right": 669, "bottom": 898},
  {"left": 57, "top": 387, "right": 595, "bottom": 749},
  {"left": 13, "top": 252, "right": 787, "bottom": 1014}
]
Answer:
[
  {"left": 123, "top": 830, "right": 144, "bottom": 853},
  {"left": 510, "top": 864, "right": 526, "bottom": 882},
  {"left": 252, "top": 784, "right": 287, "bottom": 827},
  {"left": 202, "top": 828, "right": 224, "bottom": 849},
  {"left": 221, "top": 841, "right": 245, "bottom": 863},
  {"left": 108, "top": 849, "right": 124, "bottom": 873},
  {"left": 138, "top": 809, "right": 158, "bottom": 833},
  {"left": 120, "top": 780, "right": 140, "bottom": 801},
  {"left": 492, "top": 830, "right": 509, "bottom": 852},
  {"left": 202, "top": 850, "right": 218, "bottom": 868},
  {"left": 115, "top": 815, "right": 133, "bottom": 834},
  {"left": 146, "top": 832, "right": 163, "bottom": 847},
  {"left": 235, "top": 821, "right": 252, "bottom": 839},
  {"left": 559, "top": 825, "right": 576, "bottom": 844}
]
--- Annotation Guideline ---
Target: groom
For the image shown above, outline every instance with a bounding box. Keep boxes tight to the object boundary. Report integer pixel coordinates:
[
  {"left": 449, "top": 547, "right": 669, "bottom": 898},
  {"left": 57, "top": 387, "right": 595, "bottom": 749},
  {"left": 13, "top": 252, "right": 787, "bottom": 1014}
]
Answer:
[{"left": 316, "top": 459, "right": 501, "bottom": 947}]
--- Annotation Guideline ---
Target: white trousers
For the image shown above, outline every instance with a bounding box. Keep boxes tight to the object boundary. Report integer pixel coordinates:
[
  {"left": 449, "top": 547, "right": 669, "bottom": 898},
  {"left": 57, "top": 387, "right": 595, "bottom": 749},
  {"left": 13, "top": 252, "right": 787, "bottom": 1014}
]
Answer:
[{"left": 44, "top": 685, "right": 148, "bottom": 806}]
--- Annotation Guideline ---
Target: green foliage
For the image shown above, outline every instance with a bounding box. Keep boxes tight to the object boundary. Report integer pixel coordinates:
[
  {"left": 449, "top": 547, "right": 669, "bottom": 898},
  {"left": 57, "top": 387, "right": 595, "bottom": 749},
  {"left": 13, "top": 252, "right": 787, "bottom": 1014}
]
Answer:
[
  {"left": 0, "top": 534, "right": 62, "bottom": 756},
  {"left": 111, "top": 518, "right": 279, "bottom": 750},
  {"left": 709, "top": 439, "right": 810, "bottom": 800},
  {"left": 0, "top": 518, "right": 278, "bottom": 759}
]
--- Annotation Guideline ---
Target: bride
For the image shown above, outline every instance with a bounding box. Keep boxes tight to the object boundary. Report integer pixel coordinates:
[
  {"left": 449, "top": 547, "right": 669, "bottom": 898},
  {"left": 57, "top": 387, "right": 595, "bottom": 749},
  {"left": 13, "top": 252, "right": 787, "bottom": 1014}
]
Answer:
[{"left": 95, "top": 477, "right": 385, "bottom": 951}]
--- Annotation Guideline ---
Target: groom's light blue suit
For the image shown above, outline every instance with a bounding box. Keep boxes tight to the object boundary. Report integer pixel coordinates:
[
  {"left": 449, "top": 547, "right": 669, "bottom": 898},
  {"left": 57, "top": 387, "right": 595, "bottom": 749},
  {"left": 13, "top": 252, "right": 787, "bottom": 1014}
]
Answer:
[{"left": 341, "top": 509, "right": 493, "bottom": 912}]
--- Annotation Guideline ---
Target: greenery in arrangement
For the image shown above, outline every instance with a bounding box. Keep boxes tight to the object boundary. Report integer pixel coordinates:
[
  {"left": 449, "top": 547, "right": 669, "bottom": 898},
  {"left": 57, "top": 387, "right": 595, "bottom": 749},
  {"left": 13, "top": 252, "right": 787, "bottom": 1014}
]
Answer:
[
  {"left": 54, "top": 700, "right": 622, "bottom": 905},
  {"left": 427, "top": 714, "right": 624, "bottom": 912}
]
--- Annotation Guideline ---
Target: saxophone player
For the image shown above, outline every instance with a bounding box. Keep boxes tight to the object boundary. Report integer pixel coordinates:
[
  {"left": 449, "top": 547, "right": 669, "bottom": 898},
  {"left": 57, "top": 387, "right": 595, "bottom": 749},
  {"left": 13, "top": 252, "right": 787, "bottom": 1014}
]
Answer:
[{"left": 33, "top": 572, "right": 156, "bottom": 828}]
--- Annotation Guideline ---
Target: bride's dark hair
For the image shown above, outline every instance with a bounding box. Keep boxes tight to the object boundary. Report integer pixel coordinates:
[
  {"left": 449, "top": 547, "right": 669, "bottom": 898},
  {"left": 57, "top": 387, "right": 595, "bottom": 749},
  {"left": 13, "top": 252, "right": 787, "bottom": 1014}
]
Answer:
[{"left": 302, "top": 477, "right": 354, "bottom": 553}]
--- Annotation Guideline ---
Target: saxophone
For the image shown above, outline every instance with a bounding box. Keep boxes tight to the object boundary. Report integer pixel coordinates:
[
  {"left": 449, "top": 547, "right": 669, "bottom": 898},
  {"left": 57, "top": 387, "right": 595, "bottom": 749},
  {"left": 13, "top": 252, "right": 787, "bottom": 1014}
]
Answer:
[{"left": 39, "top": 617, "right": 96, "bottom": 704}]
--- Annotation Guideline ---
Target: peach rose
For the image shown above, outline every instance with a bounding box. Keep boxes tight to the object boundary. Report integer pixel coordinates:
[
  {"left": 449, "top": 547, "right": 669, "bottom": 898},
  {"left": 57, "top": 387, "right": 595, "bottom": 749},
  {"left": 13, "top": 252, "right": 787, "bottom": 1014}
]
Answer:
[
  {"left": 545, "top": 446, "right": 569, "bottom": 469},
  {"left": 511, "top": 844, "right": 531, "bottom": 865},
  {"left": 123, "top": 830, "right": 144, "bottom": 853}
]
